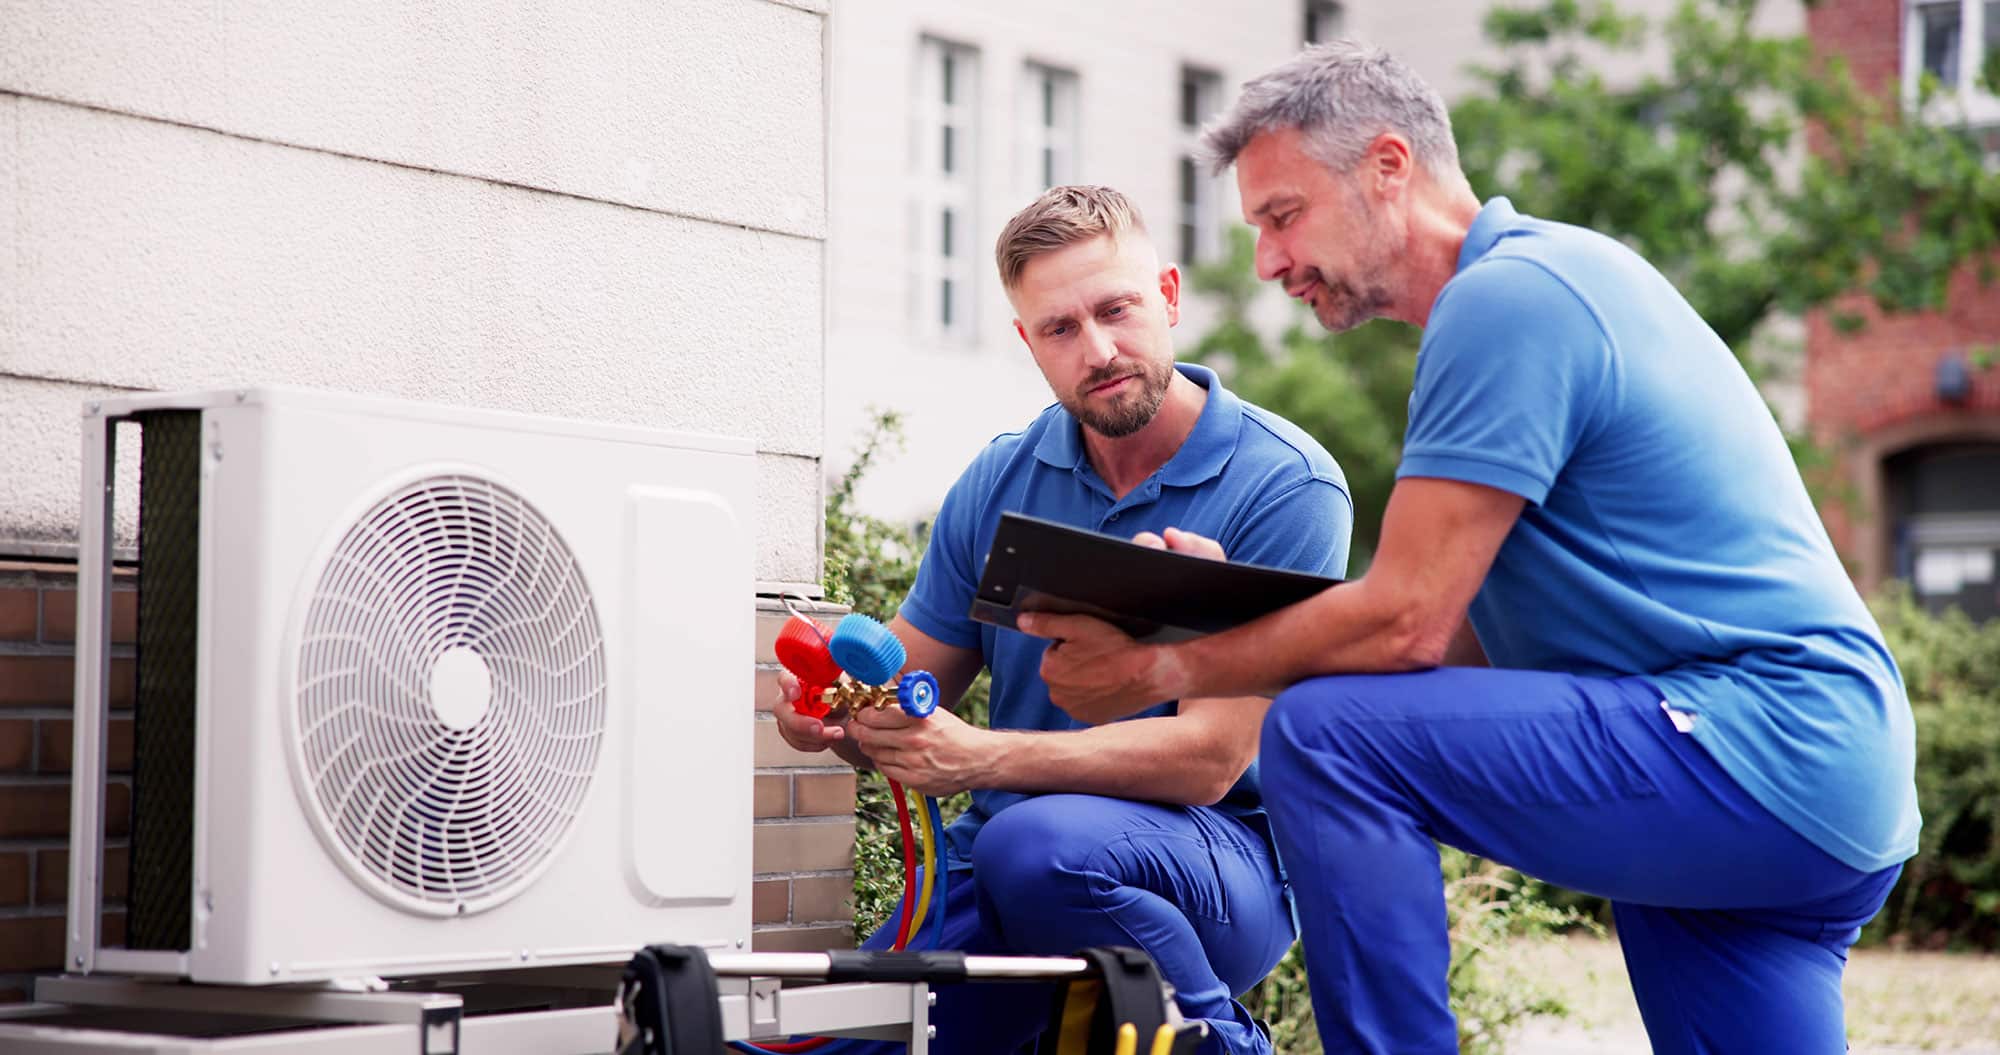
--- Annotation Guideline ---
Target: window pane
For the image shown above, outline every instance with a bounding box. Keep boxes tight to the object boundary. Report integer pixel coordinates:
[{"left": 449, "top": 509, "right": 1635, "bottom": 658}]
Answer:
[
  {"left": 942, "top": 278, "right": 954, "bottom": 328},
  {"left": 943, "top": 51, "right": 956, "bottom": 104},
  {"left": 942, "top": 208, "right": 955, "bottom": 258},
  {"left": 1305, "top": 1, "right": 1345, "bottom": 43},
  {"left": 1987, "top": 2, "right": 2000, "bottom": 61},
  {"left": 1180, "top": 223, "right": 1197, "bottom": 266},
  {"left": 1043, "top": 76, "right": 1056, "bottom": 127},
  {"left": 1043, "top": 147, "right": 1056, "bottom": 188},
  {"left": 1180, "top": 156, "right": 1197, "bottom": 206},
  {"left": 943, "top": 124, "right": 955, "bottom": 174},
  {"left": 1921, "top": 2, "right": 1963, "bottom": 83},
  {"left": 1181, "top": 76, "right": 1200, "bottom": 128}
]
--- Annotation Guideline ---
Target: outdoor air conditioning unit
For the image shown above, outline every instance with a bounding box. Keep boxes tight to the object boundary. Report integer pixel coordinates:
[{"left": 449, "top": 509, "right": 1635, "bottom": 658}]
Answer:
[{"left": 66, "top": 388, "right": 755, "bottom": 986}]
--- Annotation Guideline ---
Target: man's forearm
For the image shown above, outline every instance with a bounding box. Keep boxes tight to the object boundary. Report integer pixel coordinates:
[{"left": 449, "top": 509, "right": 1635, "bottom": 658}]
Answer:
[
  {"left": 1176, "top": 576, "right": 1444, "bottom": 700},
  {"left": 981, "top": 701, "right": 1265, "bottom": 806}
]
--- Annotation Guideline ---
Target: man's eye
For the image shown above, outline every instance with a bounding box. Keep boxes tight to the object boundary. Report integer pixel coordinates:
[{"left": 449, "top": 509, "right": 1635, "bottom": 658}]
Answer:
[
  {"left": 1049, "top": 324, "right": 1070, "bottom": 337},
  {"left": 1103, "top": 306, "right": 1125, "bottom": 318}
]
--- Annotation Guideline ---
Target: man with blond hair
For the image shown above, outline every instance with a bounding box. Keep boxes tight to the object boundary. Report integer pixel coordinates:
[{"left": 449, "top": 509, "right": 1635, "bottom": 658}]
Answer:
[
  {"left": 1025, "top": 44, "right": 1917, "bottom": 1055},
  {"left": 775, "top": 185, "right": 1353, "bottom": 1054}
]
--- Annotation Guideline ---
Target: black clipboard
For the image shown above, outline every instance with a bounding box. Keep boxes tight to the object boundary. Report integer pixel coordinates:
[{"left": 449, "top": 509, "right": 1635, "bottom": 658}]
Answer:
[{"left": 967, "top": 512, "right": 1340, "bottom": 643}]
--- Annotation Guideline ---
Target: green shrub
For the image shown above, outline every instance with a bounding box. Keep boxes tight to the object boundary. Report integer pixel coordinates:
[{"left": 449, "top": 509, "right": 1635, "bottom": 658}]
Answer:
[{"left": 1865, "top": 587, "right": 2000, "bottom": 949}]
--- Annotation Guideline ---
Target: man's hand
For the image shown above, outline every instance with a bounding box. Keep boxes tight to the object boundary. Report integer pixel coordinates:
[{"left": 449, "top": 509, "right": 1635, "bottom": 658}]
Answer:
[
  {"left": 1129, "top": 526, "right": 1226, "bottom": 560},
  {"left": 772, "top": 669, "right": 847, "bottom": 753},
  {"left": 847, "top": 705, "right": 996, "bottom": 797},
  {"left": 1018, "top": 613, "right": 1188, "bottom": 725},
  {"left": 1016, "top": 525, "right": 1218, "bottom": 723}
]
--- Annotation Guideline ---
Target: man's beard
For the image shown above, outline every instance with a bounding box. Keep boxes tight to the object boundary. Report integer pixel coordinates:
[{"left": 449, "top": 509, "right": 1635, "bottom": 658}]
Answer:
[
  {"left": 1303, "top": 269, "right": 1395, "bottom": 333},
  {"left": 1062, "top": 358, "right": 1173, "bottom": 438}
]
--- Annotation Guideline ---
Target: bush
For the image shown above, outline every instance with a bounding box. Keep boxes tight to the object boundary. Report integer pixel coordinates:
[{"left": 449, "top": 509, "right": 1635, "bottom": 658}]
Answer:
[{"left": 1864, "top": 587, "right": 2000, "bottom": 949}]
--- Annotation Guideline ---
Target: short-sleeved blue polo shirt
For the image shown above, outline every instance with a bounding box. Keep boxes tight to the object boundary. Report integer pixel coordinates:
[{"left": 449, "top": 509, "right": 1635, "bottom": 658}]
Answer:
[
  {"left": 1400, "top": 197, "right": 1918, "bottom": 873},
  {"left": 900, "top": 363, "right": 1353, "bottom": 866}
]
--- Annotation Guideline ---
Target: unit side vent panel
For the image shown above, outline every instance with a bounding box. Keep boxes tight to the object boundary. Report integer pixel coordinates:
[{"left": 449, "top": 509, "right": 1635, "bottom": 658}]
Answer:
[{"left": 294, "top": 474, "right": 608, "bottom": 916}]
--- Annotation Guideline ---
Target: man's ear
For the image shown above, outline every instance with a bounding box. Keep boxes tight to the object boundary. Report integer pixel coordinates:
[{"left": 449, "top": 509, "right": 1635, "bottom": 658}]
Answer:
[
  {"left": 1367, "top": 132, "right": 1414, "bottom": 196},
  {"left": 1014, "top": 318, "right": 1032, "bottom": 347},
  {"left": 1159, "top": 265, "right": 1183, "bottom": 327}
]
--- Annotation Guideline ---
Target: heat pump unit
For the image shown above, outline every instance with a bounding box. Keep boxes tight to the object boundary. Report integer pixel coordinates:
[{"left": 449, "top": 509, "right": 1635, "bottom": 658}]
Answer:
[{"left": 66, "top": 388, "right": 754, "bottom": 985}]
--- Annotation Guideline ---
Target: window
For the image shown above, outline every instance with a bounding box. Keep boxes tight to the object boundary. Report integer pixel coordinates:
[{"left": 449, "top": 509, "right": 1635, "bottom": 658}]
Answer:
[
  {"left": 1888, "top": 442, "right": 2000, "bottom": 622},
  {"left": 914, "top": 38, "right": 980, "bottom": 343},
  {"left": 1903, "top": 0, "right": 2000, "bottom": 124},
  {"left": 1304, "top": 0, "right": 1346, "bottom": 44},
  {"left": 1176, "top": 67, "right": 1223, "bottom": 266},
  {"left": 1020, "top": 63, "right": 1080, "bottom": 194}
]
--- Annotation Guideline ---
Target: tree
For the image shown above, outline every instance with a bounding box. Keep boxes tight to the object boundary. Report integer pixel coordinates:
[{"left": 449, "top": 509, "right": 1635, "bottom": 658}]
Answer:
[{"left": 1191, "top": 0, "right": 2000, "bottom": 561}]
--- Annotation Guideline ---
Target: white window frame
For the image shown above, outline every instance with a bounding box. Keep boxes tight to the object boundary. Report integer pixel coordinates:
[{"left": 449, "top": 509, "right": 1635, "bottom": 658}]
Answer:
[
  {"left": 1019, "top": 62, "right": 1081, "bottom": 195},
  {"left": 913, "top": 37, "right": 981, "bottom": 345},
  {"left": 1175, "top": 67, "right": 1223, "bottom": 267},
  {"left": 1902, "top": 0, "right": 2000, "bottom": 126}
]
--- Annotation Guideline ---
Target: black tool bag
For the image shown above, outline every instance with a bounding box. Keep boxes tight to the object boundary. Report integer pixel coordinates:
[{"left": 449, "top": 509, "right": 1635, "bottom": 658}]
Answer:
[
  {"left": 615, "top": 944, "right": 724, "bottom": 1055},
  {"left": 1037, "top": 947, "right": 1206, "bottom": 1055}
]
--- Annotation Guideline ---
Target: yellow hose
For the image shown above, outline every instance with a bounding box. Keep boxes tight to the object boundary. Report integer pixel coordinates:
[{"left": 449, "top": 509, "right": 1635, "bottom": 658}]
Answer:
[{"left": 909, "top": 789, "right": 938, "bottom": 933}]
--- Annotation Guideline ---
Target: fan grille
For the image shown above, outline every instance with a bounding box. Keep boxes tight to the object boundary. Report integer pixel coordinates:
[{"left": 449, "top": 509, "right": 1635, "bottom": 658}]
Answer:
[{"left": 294, "top": 474, "right": 608, "bottom": 914}]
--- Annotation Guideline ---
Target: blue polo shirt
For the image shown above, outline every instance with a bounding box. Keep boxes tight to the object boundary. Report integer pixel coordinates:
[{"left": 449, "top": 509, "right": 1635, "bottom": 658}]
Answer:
[
  {"left": 1401, "top": 197, "right": 1919, "bottom": 873},
  {"left": 900, "top": 363, "right": 1352, "bottom": 866}
]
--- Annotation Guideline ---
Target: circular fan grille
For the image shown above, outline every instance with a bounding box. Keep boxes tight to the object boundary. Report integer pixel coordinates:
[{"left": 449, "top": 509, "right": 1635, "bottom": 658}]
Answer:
[{"left": 294, "top": 474, "right": 607, "bottom": 915}]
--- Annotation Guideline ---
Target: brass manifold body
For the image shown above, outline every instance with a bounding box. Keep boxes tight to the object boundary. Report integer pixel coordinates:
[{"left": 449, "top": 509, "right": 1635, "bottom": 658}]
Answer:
[{"left": 813, "top": 675, "right": 907, "bottom": 717}]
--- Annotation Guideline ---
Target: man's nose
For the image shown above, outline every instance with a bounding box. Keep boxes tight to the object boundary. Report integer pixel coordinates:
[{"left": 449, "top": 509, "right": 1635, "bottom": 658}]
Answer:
[
  {"left": 1080, "top": 321, "right": 1118, "bottom": 366},
  {"left": 1254, "top": 229, "right": 1288, "bottom": 282}
]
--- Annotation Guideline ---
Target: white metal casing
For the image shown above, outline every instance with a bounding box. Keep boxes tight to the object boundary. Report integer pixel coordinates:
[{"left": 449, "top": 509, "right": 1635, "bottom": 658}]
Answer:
[{"left": 69, "top": 387, "right": 755, "bottom": 984}]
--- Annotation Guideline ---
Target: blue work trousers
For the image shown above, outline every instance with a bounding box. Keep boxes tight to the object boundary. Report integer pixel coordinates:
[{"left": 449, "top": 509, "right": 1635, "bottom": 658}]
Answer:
[
  {"left": 1259, "top": 668, "right": 1901, "bottom": 1055},
  {"left": 844, "top": 794, "right": 1294, "bottom": 1055}
]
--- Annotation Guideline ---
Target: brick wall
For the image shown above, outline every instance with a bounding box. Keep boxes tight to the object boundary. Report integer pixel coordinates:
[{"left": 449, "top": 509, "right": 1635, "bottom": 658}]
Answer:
[
  {"left": 0, "top": 562, "right": 136, "bottom": 1002},
  {"left": 751, "top": 600, "right": 860, "bottom": 953},
  {"left": 0, "top": 569, "right": 856, "bottom": 1001},
  {"left": 1803, "top": 0, "right": 2000, "bottom": 585}
]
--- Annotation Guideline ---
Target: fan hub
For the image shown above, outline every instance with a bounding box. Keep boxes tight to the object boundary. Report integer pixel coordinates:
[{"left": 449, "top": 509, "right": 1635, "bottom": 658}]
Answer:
[{"left": 428, "top": 646, "right": 493, "bottom": 731}]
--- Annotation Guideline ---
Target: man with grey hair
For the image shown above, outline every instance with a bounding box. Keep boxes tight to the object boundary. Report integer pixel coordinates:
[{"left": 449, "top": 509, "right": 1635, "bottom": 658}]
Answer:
[
  {"left": 777, "top": 185, "right": 1353, "bottom": 1055},
  {"left": 1022, "top": 43, "right": 1916, "bottom": 1055}
]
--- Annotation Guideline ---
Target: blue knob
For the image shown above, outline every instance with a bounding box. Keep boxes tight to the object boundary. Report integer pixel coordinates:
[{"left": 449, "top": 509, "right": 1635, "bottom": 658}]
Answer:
[
  {"left": 829, "top": 614, "right": 906, "bottom": 686},
  {"left": 897, "top": 671, "right": 940, "bottom": 718}
]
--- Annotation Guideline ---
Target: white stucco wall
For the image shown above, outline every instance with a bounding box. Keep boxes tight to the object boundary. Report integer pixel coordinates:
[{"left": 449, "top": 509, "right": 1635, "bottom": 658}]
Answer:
[{"left": 0, "top": 0, "right": 828, "bottom": 585}]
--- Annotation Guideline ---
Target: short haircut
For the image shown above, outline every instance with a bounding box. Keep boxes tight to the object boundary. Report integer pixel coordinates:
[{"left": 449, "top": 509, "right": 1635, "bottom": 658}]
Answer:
[
  {"left": 1198, "top": 41, "right": 1460, "bottom": 180},
  {"left": 994, "top": 185, "right": 1149, "bottom": 292}
]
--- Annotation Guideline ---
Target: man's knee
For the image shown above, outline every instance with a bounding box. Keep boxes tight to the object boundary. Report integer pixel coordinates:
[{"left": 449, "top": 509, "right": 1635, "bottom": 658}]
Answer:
[
  {"left": 1260, "top": 677, "right": 1368, "bottom": 780},
  {"left": 969, "top": 794, "right": 1104, "bottom": 891}
]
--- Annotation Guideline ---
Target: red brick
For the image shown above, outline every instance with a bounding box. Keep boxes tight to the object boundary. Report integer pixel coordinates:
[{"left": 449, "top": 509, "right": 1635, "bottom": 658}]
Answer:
[
  {"left": 37, "top": 846, "right": 129, "bottom": 906},
  {"left": 755, "top": 774, "right": 790, "bottom": 819},
  {"left": 0, "top": 588, "right": 36, "bottom": 641},
  {"left": 0, "top": 852, "right": 28, "bottom": 906},
  {"left": 749, "top": 925, "right": 852, "bottom": 953},
  {"left": 0, "top": 784, "right": 72, "bottom": 838},
  {"left": 0, "top": 655, "right": 72, "bottom": 708},
  {"left": 38, "top": 717, "right": 135, "bottom": 774},
  {"left": 41, "top": 588, "right": 137, "bottom": 645},
  {"left": 753, "top": 879, "right": 789, "bottom": 925},
  {"left": 790, "top": 876, "right": 853, "bottom": 924},
  {"left": 751, "top": 821, "right": 854, "bottom": 875},
  {"left": 754, "top": 668, "right": 784, "bottom": 714},
  {"left": 793, "top": 772, "right": 856, "bottom": 817},
  {"left": 0, "top": 719, "right": 32, "bottom": 772},
  {"left": 0, "top": 914, "right": 64, "bottom": 971}
]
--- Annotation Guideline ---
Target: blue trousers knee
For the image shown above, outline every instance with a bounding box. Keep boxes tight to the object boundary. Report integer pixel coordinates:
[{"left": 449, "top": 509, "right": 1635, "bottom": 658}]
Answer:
[
  {"left": 1258, "top": 668, "right": 1900, "bottom": 1055},
  {"left": 841, "top": 794, "right": 1295, "bottom": 1055}
]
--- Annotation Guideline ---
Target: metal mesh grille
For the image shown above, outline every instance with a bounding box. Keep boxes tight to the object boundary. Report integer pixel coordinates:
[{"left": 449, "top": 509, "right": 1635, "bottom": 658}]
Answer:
[
  {"left": 129, "top": 410, "right": 201, "bottom": 951},
  {"left": 294, "top": 475, "right": 607, "bottom": 915}
]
